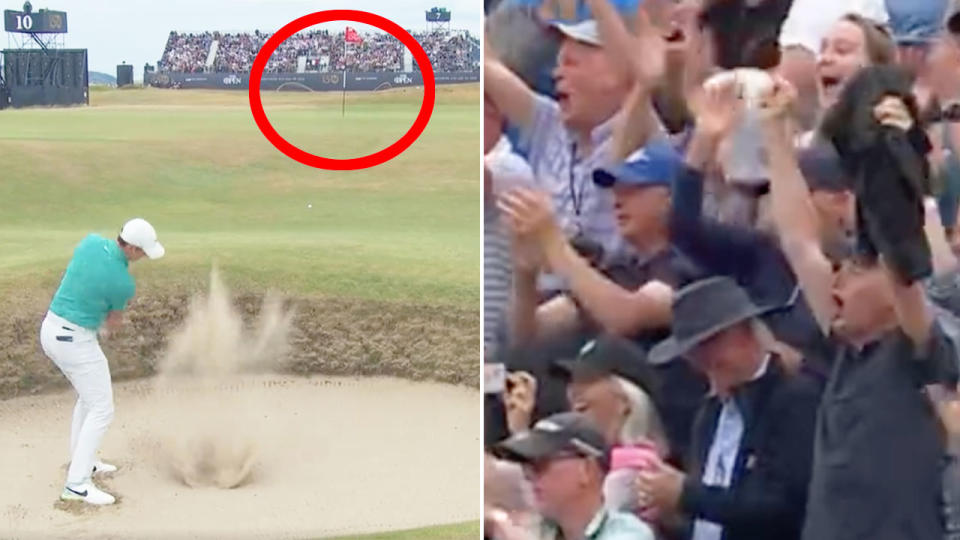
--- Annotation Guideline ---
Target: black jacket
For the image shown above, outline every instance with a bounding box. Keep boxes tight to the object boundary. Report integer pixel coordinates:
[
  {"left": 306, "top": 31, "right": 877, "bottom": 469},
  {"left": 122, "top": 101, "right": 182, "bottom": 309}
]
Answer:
[
  {"left": 679, "top": 359, "right": 823, "bottom": 540},
  {"left": 820, "top": 65, "right": 933, "bottom": 284}
]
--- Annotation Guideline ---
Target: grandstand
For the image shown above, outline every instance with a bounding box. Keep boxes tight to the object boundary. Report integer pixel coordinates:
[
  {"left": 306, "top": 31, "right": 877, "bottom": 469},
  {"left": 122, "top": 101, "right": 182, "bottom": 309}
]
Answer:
[{"left": 157, "top": 28, "right": 480, "bottom": 75}]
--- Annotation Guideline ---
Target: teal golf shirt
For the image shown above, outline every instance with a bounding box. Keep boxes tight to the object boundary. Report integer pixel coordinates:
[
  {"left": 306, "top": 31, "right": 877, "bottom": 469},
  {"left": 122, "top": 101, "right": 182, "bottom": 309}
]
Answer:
[{"left": 49, "top": 234, "right": 135, "bottom": 330}]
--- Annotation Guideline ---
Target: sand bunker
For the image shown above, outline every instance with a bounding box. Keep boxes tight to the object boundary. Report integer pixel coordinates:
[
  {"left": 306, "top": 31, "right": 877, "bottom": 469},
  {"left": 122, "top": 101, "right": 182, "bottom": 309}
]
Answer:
[
  {"left": 0, "top": 273, "right": 479, "bottom": 538},
  {"left": 0, "top": 375, "right": 478, "bottom": 539}
]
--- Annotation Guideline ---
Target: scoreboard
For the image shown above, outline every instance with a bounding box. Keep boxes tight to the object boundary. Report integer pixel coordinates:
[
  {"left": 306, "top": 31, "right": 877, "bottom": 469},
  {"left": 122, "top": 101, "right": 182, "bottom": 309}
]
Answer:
[
  {"left": 4, "top": 8, "right": 67, "bottom": 34},
  {"left": 425, "top": 7, "right": 451, "bottom": 22}
]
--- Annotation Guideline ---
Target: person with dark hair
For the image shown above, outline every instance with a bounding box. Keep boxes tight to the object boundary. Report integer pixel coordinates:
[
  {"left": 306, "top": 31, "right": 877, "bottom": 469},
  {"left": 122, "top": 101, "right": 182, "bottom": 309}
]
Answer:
[
  {"left": 760, "top": 77, "right": 959, "bottom": 540},
  {"left": 39, "top": 218, "right": 164, "bottom": 506},
  {"left": 697, "top": 0, "right": 793, "bottom": 71}
]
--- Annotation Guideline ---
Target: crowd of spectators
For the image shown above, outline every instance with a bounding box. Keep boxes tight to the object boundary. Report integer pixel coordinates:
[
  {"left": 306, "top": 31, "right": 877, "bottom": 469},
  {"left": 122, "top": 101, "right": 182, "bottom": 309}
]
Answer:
[
  {"left": 484, "top": 0, "right": 960, "bottom": 539},
  {"left": 156, "top": 28, "right": 479, "bottom": 74},
  {"left": 157, "top": 31, "right": 214, "bottom": 73}
]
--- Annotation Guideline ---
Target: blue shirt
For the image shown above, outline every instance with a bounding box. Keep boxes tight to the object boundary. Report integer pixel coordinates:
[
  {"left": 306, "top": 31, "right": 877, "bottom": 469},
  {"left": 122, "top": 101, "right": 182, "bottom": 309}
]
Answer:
[{"left": 49, "top": 234, "right": 135, "bottom": 330}]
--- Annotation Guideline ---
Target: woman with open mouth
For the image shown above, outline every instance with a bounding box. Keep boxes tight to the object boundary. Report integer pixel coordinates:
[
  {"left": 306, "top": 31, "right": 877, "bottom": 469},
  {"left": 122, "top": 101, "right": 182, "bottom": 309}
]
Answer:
[{"left": 797, "top": 13, "right": 899, "bottom": 148}]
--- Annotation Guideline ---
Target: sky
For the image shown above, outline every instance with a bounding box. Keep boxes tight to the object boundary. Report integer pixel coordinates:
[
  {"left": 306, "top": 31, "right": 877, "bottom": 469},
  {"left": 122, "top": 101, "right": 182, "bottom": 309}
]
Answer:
[{"left": 2, "top": 0, "right": 482, "bottom": 79}]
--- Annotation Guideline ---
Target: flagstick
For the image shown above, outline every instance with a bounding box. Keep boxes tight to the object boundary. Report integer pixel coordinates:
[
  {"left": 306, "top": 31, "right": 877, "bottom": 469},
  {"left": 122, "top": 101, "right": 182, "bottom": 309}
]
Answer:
[{"left": 341, "top": 37, "right": 347, "bottom": 117}]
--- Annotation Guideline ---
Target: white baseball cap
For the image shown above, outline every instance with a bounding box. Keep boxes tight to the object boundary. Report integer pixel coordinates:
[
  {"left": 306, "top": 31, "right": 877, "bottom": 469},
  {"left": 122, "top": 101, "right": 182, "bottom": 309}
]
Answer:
[
  {"left": 120, "top": 218, "right": 165, "bottom": 259},
  {"left": 550, "top": 20, "right": 602, "bottom": 47}
]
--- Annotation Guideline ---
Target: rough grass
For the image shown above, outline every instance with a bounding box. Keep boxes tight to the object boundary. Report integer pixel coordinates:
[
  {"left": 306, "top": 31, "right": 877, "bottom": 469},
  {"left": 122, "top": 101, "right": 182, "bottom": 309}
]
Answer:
[{"left": 0, "top": 84, "right": 481, "bottom": 398}]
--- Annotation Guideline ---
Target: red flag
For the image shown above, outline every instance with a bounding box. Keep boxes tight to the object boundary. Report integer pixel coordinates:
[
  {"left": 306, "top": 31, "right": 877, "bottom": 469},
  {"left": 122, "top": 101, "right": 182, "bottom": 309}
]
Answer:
[{"left": 345, "top": 27, "right": 363, "bottom": 44}]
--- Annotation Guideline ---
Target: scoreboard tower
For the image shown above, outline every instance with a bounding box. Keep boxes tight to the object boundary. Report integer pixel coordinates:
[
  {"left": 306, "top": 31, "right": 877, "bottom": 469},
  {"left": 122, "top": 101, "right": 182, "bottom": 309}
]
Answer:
[
  {"left": 2, "top": 2, "right": 87, "bottom": 108},
  {"left": 425, "top": 7, "right": 451, "bottom": 33}
]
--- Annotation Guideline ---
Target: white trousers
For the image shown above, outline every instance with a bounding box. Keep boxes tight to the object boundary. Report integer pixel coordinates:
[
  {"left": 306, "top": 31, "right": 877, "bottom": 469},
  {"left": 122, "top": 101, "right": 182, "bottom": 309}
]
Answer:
[{"left": 39, "top": 311, "right": 114, "bottom": 486}]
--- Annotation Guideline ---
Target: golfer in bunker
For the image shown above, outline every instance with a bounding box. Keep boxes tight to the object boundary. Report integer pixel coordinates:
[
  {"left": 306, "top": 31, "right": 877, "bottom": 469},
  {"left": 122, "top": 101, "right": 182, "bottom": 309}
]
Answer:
[{"left": 39, "top": 218, "right": 165, "bottom": 505}]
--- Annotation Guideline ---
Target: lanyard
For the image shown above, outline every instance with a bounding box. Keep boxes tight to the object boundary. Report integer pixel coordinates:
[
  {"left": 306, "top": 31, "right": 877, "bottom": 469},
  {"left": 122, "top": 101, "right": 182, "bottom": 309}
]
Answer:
[{"left": 569, "top": 142, "right": 587, "bottom": 230}]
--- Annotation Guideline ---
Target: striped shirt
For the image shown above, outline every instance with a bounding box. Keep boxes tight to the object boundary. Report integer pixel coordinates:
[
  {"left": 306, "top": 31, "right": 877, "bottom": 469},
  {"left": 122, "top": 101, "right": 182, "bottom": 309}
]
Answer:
[
  {"left": 516, "top": 94, "right": 625, "bottom": 266},
  {"left": 485, "top": 204, "right": 512, "bottom": 357},
  {"left": 485, "top": 138, "right": 531, "bottom": 356}
]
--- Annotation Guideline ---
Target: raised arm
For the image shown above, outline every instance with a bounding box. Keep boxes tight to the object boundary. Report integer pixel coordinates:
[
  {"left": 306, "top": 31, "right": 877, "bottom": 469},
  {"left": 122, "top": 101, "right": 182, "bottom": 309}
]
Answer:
[
  {"left": 484, "top": 33, "right": 538, "bottom": 132},
  {"left": 760, "top": 81, "right": 837, "bottom": 334},
  {"left": 499, "top": 189, "right": 673, "bottom": 337},
  {"left": 585, "top": 0, "right": 665, "bottom": 160},
  {"left": 669, "top": 82, "right": 790, "bottom": 283}
]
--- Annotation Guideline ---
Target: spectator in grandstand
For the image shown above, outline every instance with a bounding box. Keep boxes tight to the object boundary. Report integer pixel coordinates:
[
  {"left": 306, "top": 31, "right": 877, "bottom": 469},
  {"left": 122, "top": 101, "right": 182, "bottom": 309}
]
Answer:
[
  {"left": 485, "top": 4, "right": 639, "bottom": 271},
  {"left": 484, "top": 0, "right": 960, "bottom": 539},
  {"left": 777, "top": 0, "right": 890, "bottom": 128},
  {"left": 756, "top": 73, "right": 959, "bottom": 539},
  {"left": 486, "top": 93, "right": 533, "bottom": 358},
  {"left": 159, "top": 31, "right": 213, "bottom": 73},
  {"left": 636, "top": 277, "right": 821, "bottom": 540},
  {"left": 495, "top": 0, "right": 711, "bottom": 468},
  {"left": 158, "top": 27, "right": 477, "bottom": 75},
  {"left": 489, "top": 412, "right": 656, "bottom": 540}
]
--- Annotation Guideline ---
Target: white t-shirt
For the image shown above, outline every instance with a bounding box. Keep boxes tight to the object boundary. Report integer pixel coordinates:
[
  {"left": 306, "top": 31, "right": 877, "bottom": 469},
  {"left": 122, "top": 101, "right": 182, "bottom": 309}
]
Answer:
[
  {"left": 779, "top": 0, "right": 890, "bottom": 55},
  {"left": 485, "top": 137, "right": 536, "bottom": 196}
]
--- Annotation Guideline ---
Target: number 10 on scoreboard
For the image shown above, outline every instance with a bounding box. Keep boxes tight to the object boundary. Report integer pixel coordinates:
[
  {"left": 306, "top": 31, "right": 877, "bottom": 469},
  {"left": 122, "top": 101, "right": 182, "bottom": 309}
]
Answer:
[{"left": 14, "top": 14, "right": 32, "bottom": 30}]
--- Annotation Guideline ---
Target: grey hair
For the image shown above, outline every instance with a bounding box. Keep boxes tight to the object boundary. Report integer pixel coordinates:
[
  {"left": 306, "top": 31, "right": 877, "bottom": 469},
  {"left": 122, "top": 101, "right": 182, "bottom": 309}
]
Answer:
[{"left": 613, "top": 376, "right": 668, "bottom": 451}]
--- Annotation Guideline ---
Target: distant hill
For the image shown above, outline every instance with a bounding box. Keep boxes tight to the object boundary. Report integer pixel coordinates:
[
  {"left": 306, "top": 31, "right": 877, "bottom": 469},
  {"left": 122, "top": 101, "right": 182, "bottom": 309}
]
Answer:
[{"left": 89, "top": 71, "right": 117, "bottom": 85}]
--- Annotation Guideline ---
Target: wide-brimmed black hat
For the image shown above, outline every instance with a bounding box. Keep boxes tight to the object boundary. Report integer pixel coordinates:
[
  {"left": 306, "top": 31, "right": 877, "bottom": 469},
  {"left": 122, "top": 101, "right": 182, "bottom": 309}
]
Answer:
[
  {"left": 649, "top": 277, "right": 778, "bottom": 365},
  {"left": 494, "top": 411, "right": 610, "bottom": 470},
  {"left": 553, "top": 335, "right": 658, "bottom": 399}
]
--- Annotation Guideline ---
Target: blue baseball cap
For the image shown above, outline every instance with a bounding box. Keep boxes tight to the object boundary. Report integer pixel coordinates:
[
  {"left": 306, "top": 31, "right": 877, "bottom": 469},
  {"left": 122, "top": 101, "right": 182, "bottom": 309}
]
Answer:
[{"left": 593, "top": 140, "right": 682, "bottom": 189}]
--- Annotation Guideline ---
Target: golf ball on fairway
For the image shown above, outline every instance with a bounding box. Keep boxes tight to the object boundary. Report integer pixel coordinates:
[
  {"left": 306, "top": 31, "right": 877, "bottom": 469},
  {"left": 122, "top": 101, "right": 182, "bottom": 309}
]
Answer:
[{"left": 307, "top": 204, "right": 312, "bottom": 209}]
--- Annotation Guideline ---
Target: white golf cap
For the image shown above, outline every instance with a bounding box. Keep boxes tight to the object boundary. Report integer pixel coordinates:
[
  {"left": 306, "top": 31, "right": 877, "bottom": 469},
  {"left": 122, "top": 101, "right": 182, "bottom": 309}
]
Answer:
[
  {"left": 120, "top": 218, "right": 165, "bottom": 259},
  {"left": 550, "top": 20, "right": 602, "bottom": 47}
]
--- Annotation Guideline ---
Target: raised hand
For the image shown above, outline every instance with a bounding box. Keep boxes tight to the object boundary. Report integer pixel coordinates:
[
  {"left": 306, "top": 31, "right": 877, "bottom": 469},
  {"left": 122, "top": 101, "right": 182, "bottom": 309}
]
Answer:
[
  {"left": 757, "top": 76, "right": 798, "bottom": 123},
  {"left": 504, "top": 371, "right": 538, "bottom": 435},
  {"left": 497, "top": 188, "right": 563, "bottom": 246},
  {"left": 628, "top": 8, "right": 668, "bottom": 90},
  {"left": 586, "top": 0, "right": 667, "bottom": 90},
  {"left": 873, "top": 96, "right": 914, "bottom": 131},
  {"left": 697, "top": 75, "right": 744, "bottom": 139}
]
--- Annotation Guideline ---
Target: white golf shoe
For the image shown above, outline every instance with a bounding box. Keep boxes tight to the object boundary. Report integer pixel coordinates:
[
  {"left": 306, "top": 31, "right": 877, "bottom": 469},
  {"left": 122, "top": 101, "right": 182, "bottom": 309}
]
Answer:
[
  {"left": 60, "top": 482, "right": 116, "bottom": 505},
  {"left": 92, "top": 460, "right": 118, "bottom": 475}
]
